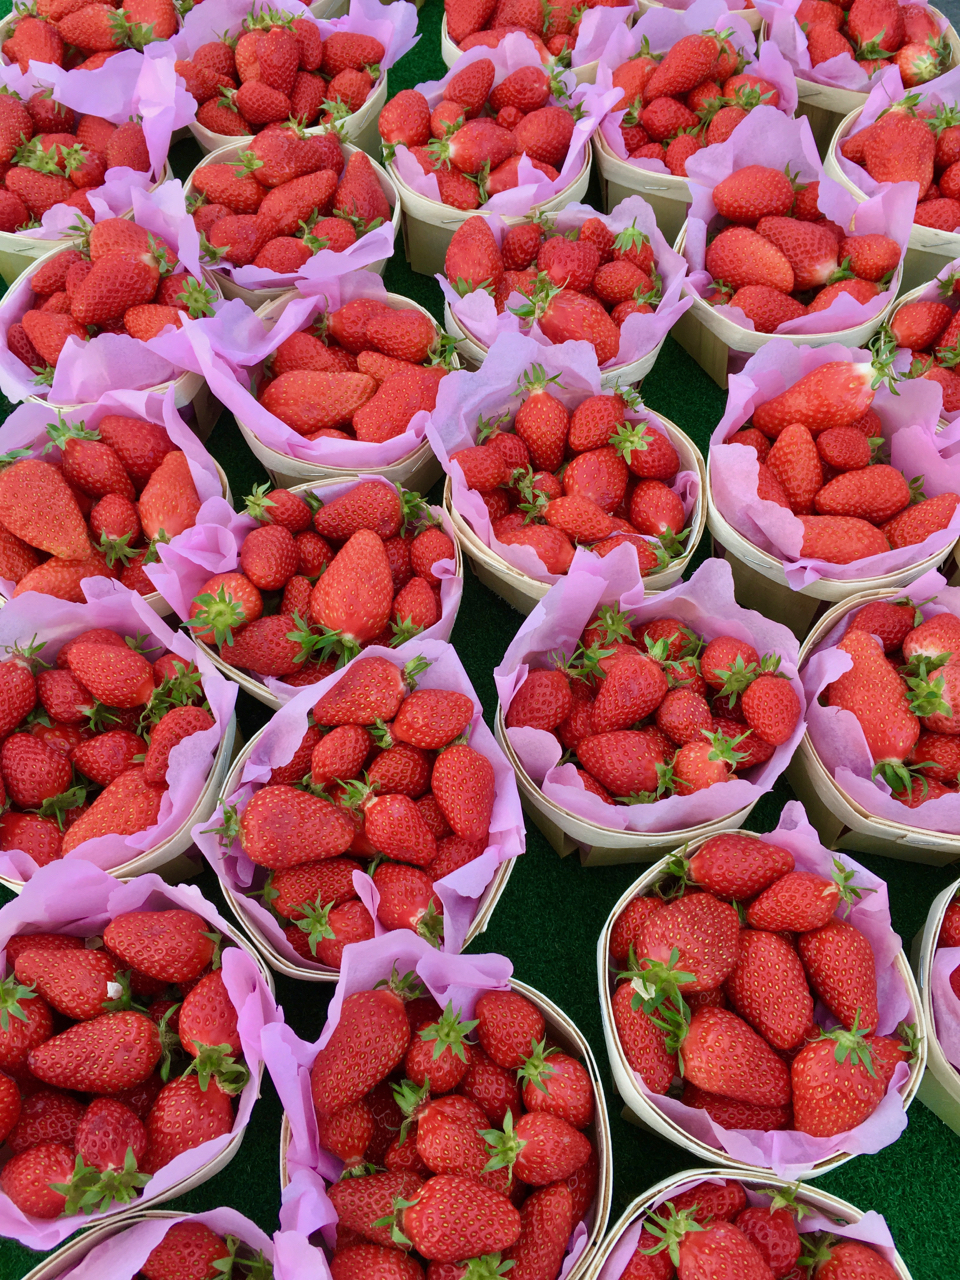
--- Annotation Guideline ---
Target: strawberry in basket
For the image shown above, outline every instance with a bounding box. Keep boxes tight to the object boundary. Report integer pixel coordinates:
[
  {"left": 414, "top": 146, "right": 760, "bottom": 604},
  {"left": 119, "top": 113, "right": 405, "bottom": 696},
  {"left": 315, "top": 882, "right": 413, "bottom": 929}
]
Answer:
[
  {"left": 886, "top": 274, "right": 960, "bottom": 412},
  {"left": 0, "top": 94, "right": 151, "bottom": 233},
  {"left": 722, "top": 358, "right": 960, "bottom": 561},
  {"left": 609, "top": 839, "right": 918, "bottom": 1136},
  {"left": 187, "top": 481, "right": 456, "bottom": 682},
  {"left": 0, "top": 410, "right": 207, "bottom": 601},
  {"left": 6, "top": 218, "right": 216, "bottom": 386},
  {"left": 507, "top": 609, "right": 801, "bottom": 802},
  {"left": 700, "top": 164, "right": 904, "bottom": 333},
  {"left": 0, "top": 907, "right": 251, "bottom": 1219},
  {"left": 313, "top": 970, "right": 598, "bottom": 1275},
  {"left": 610, "top": 31, "right": 781, "bottom": 174},
  {"left": 2, "top": 0, "right": 178, "bottom": 72},
  {"left": 177, "top": 13, "right": 383, "bottom": 137},
  {"left": 445, "top": 0, "right": 620, "bottom": 60},
  {"left": 190, "top": 126, "right": 390, "bottom": 276},
  {"left": 796, "top": 0, "right": 949, "bottom": 85},
  {"left": 140, "top": 1224, "right": 271, "bottom": 1278}
]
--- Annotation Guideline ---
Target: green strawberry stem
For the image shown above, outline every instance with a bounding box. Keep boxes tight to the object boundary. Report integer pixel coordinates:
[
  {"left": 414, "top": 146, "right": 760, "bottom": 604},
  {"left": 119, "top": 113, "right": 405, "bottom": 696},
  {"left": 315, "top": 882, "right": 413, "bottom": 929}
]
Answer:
[
  {"left": 820, "top": 1009, "right": 877, "bottom": 1066},
  {"left": 187, "top": 586, "right": 248, "bottom": 648},
  {"left": 290, "top": 895, "right": 339, "bottom": 956},
  {"left": 184, "top": 1042, "right": 251, "bottom": 1096},
  {"left": 419, "top": 1001, "right": 478, "bottom": 1064},
  {"left": 480, "top": 1107, "right": 526, "bottom": 1182},
  {"left": 54, "top": 1149, "right": 150, "bottom": 1216},
  {"left": 640, "top": 1205, "right": 706, "bottom": 1266},
  {"left": 0, "top": 974, "right": 36, "bottom": 1031}
]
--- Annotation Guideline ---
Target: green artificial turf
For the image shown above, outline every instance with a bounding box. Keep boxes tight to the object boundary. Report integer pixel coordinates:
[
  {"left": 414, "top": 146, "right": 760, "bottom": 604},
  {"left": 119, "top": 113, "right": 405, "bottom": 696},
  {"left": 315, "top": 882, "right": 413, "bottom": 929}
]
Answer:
[{"left": 2, "top": 1, "right": 960, "bottom": 1273}]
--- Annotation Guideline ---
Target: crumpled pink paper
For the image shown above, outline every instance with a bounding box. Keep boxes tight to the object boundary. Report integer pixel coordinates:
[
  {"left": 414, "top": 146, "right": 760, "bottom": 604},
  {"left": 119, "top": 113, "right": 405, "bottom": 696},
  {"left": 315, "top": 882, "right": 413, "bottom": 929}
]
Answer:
[
  {"left": 567, "top": 5, "right": 637, "bottom": 67},
  {"left": 800, "top": 568, "right": 960, "bottom": 831},
  {"left": 711, "top": 340, "right": 960, "bottom": 587},
  {"left": 0, "top": 384, "right": 224, "bottom": 600},
  {"left": 192, "top": 637, "right": 525, "bottom": 965},
  {"left": 931, "top": 945, "right": 960, "bottom": 1071},
  {"left": 607, "top": 801, "right": 916, "bottom": 1179},
  {"left": 598, "top": 1170, "right": 902, "bottom": 1278},
  {"left": 0, "top": 582, "right": 237, "bottom": 882},
  {"left": 425, "top": 331, "right": 701, "bottom": 583},
  {"left": 0, "top": 859, "right": 279, "bottom": 1250},
  {"left": 391, "top": 35, "right": 621, "bottom": 214},
  {"left": 682, "top": 106, "right": 917, "bottom": 334},
  {"left": 145, "top": 476, "right": 464, "bottom": 698},
  {"left": 494, "top": 554, "right": 804, "bottom": 833},
  {"left": 595, "top": 0, "right": 797, "bottom": 172},
  {"left": 436, "top": 195, "right": 692, "bottom": 368},
  {"left": 267, "top": 932, "right": 595, "bottom": 1278},
  {"left": 755, "top": 0, "right": 947, "bottom": 93}
]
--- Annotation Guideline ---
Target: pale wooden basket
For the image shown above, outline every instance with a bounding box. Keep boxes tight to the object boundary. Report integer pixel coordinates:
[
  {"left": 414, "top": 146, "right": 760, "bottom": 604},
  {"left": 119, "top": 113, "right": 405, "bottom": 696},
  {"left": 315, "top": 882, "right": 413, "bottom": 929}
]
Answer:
[{"left": 910, "top": 877, "right": 960, "bottom": 1137}]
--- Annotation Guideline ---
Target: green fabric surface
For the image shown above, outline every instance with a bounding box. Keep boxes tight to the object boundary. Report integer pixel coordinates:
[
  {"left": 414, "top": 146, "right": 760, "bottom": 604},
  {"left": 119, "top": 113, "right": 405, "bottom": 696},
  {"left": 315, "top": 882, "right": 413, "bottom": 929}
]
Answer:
[{"left": 2, "top": 2, "right": 960, "bottom": 1274}]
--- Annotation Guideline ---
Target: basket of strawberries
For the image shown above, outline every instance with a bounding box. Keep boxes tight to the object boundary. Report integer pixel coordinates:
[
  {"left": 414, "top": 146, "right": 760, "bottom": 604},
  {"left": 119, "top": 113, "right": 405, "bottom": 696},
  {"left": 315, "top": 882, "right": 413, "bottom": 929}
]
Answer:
[
  {"left": 882, "top": 253, "right": 960, "bottom": 418},
  {"left": 437, "top": 195, "right": 692, "bottom": 387},
  {"left": 708, "top": 340, "right": 960, "bottom": 636},
  {"left": 0, "top": 0, "right": 180, "bottom": 76},
  {"left": 144, "top": 476, "right": 463, "bottom": 708},
  {"left": 0, "top": 388, "right": 230, "bottom": 608},
  {"left": 598, "top": 800, "right": 925, "bottom": 1177},
  {"left": 267, "top": 931, "right": 611, "bottom": 1277},
  {"left": 427, "top": 333, "right": 705, "bottom": 613},
  {"left": 913, "top": 880, "right": 960, "bottom": 1139},
  {"left": 589, "top": 1168, "right": 914, "bottom": 1278},
  {"left": 193, "top": 640, "right": 524, "bottom": 976},
  {"left": 0, "top": 585, "right": 237, "bottom": 888},
  {"left": 493, "top": 554, "right": 805, "bottom": 864},
  {"left": 0, "top": 859, "right": 277, "bottom": 1249}
]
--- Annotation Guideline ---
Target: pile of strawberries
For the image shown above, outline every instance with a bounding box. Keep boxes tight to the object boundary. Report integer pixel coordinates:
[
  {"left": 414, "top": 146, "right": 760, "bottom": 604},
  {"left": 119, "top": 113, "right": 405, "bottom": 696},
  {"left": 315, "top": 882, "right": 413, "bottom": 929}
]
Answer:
[
  {"left": 137, "top": 1222, "right": 272, "bottom": 1280},
  {"left": 185, "top": 481, "right": 456, "bottom": 682},
  {"left": 450, "top": 382, "right": 692, "bottom": 577},
  {"left": 507, "top": 611, "right": 800, "bottom": 801},
  {"left": 313, "top": 974, "right": 598, "bottom": 1276},
  {"left": 609, "top": 832, "right": 917, "bottom": 1138},
  {"left": 609, "top": 30, "right": 781, "bottom": 174},
  {"left": 8, "top": 217, "right": 216, "bottom": 382},
  {"left": 251, "top": 296, "right": 449, "bottom": 444},
  {"left": 699, "top": 164, "right": 903, "bottom": 334},
  {"left": 219, "top": 654, "right": 494, "bottom": 956},
  {"left": 820, "top": 603, "right": 960, "bottom": 809},
  {"left": 0, "top": 410, "right": 205, "bottom": 603},
  {"left": 796, "top": 0, "right": 949, "bottom": 86},
  {"left": 445, "top": 0, "right": 619, "bottom": 60},
  {"left": 2, "top": 0, "right": 176, "bottom": 73},
  {"left": 619, "top": 1176, "right": 902, "bottom": 1278},
  {"left": 0, "top": 907, "right": 249, "bottom": 1220},
  {"left": 190, "top": 129, "right": 390, "bottom": 277},
  {"left": 840, "top": 99, "right": 960, "bottom": 234},
  {"left": 888, "top": 281, "right": 960, "bottom": 412},
  {"left": 0, "top": 627, "right": 216, "bottom": 865},
  {"left": 378, "top": 58, "right": 579, "bottom": 207},
  {"left": 178, "top": 16, "right": 384, "bottom": 139},
  {"left": 723, "top": 360, "right": 960, "bottom": 563},
  {"left": 443, "top": 214, "right": 662, "bottom": 349},
  {"left": 0, "top": 94, "right": 151, "bottom": 232}
]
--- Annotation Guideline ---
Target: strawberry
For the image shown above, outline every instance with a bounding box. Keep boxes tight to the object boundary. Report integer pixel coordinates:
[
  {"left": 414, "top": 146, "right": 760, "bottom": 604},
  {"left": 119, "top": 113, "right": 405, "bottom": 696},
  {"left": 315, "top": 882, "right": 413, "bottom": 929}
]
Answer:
[
  {"left": 863, "top": 109, "right": 935, "bottom": 189},
  {"left": 883, "top": 491, "right": 960, "bottom": 548},
  {"left": 66, "top": 642, "right": 154, "bottom": 708},
  {"left": 815, "top": 464, "right": 911, "bottom": 523},
  {"left": 681, "top": 1006, "right": 792, "bottom": 1106},
  {"left": 798, "top": 514, "right": 890, "bottom": 562},
  {"left": 642, "top": 1208, "right": 774, "bottom": 1279},
  {"left": 753, "top": 362, "right": 878, "bottom": 437},
  {"left": 399, "top": 1174, "right": 521, "bottom": 1262},
  {"left": 142, "top": 1073, "right": 234, "bottom": 1173},
  {"left": 791, "top": 1020, "right": 884, "bottom": 1136},
  {"left": 70, "top": 729, "right": 143, "bottom": 787},
  {"left": 517, "top": 1041, "right": 593, "bottom": 1130},
  {"left": 637, "top": 891, "right": 739, "bottom": 992},
  {"left": 334, "top": 150, "right": 391, "bottom": 224},
  {"left": 670, "top": 1180, "right": 749, "bottom": 1223},
  {"left": 506, "top": 670, "right": 573, "bottom": 731},
  {"left": 13, "top": 948, "right": 119, "bottom": 1022},
  {"left": 236, "top": 783, "right": 355, "bottom": 868},
  {"left": 499, "top": 1182, "right": 573, "bottom": 1279},
  {"left": 0, "top": 733, "right": 71, "bottom": 809},
  {"left": 309, "top": 529, "right": 394, "bottom": 658},
  {"left": 680, "top": 1084, "right": 792, "bottom": 1132},
  {"left": 141, "top": 1223, "right": 231, "bottom": 1280},
  {"left": 0, "top": 1142, "right": 74, "bottom": 1218},
  {"left": 28, "top": 1010, "right": 161, "bottom": 1093},
  {"left": 827, "top": 628, "right": 919, "bottom": 784},
  {"left": 0, "top": 458, "right": 91, "bottom": 560},
  {"left": 444, "top": 216, "right": 504, "bottom": 297},
  {"left": 706, "top": 226, "right": 794, "bottom": 292},
  {"left": 74, "top": 1095, "right": 147, "bottom": 1179},
  {"left": 178, "top": 970, "right": 242, "bottom": 1062},
  {"left": 102, "top": 910, "right": 213, "bottom": 986},
  {"left": 475, "top": 990, "right": 545, "bottom": 1069},
  {"left": 311, "top": 989, "right": 410, "bottom": 1119},
  {"left": 714, "top": 166, "right": 795, "bottom": 226},
  {"left": 431, "top": 744, "right": 494, "bottom": 841},
  {"left": 726, "top": 928, "right": 814, "bottom": 1050},
  {"left": 313, "top": 655, "right": 414, "bottom": 725},
  {"left": 329, "top": 1170, "right": 424, "bottom": 1251},
  {"left": 259, "top": 370, "right": 377, "bottom": 434},
  {"left": 372, "top": 863, "right": 442, "bottom": 938},
  {"left": 755, "top": 216, "right": 838, "bottom": 291},
  {"left": 591, "top": 652, "right": 669, "bottom": 734},
  {"left": 687, "top": 832, "right": 794, "bottom": 899},
  {"left": 512, "top": 106, "right": 574, "bottom": 169},
  {"left": 798, "top": 918, "right": 879, "bottom": 1031}
]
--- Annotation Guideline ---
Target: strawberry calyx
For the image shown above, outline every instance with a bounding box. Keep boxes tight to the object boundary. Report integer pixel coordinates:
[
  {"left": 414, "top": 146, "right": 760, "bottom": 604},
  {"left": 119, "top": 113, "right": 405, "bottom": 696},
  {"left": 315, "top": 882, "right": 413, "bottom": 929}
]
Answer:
[
  {"left": 591, "top": 605, "right": 637, "bottom": 648},
  {"left": 609, "top": 420, "right": 661, "bottom": 466},
  {"left": 146, "top": 662, "right": 206, "bottom": 720},
  {"left": 798, "top": 1233, "right": 843, "bottom": 1270},
  {"left": 516, "top": 1035, "right": 559, "bottom": 1095},
  {"left": 207, "top": 1234, "right": 274, "bottom": 1279},
  {"left": 203, "top": 801, "right": 241, "bottom": 846},
  {"left": 874, "top": 758, "right": 934, "bottom": 796},
  {"left": 322, "top": 97, "right": 354, "bottom": 124},
  {"left": 376, "top": 964, "right": 429, "bottom": 1002},
  {"left": 288, "top": 894, "right": 339, "bottom": 956},
  {"left": 418, "top": 1000, "right": 478, "bottom": 1069},
  {"left": 447, "top": 1257, "right": 513, "bottom": 1279},
  {"left": 187, "top": 584, "right": 248, "bottom": 648},
  {"left": 707, "top": 652, "right": 760, "bottom": 703},
  {"left": 418, "top": 900, "right": 445, "bottom": 948},
  {"left": 43, "top": 409, "right": 101, "bottom": 454},
  {"left": 619, "top": 944, "right": 695, "bottom": 1031},
  {"left": 53, "top": 1148, "right": 151, "bottom": 1216},
  {"left": 391, "top": 1075, "right": 431, "bottom": 1143},
  {"left": 820, "top": 1009, "right": 877, "bottom": 1065},
  {"left": 199, "top": 231, "right": 228, "bottom": 266},
  {"left": 895, "top": 1019, "right": 922, "bottom": 1059},
  {"left": 374, "top": 1192, "right": 419, "bottom": 1247},
  {"left": 390, "top": 614, "right": 428, "bottom": 646},
  {"left": 12, "top": 136, "right": 64, "bottom": 176},
  {"left": 0, "top": 974, "right": 36, "bottom": 1031},
  {"left": 902, "top": 659, "right": 952, "bottom": 718},
  {"left": 96, "top": 529, "right": 140, "bottom": 568},
  {"left": 480, "top": 1106, "right": 526, "bottom": 1182},
  {"left": 613, "top": 219, "right": 651, "bottom": 259},
  {"left": 0, "top": 447, "right": 33, "bottom": 470},
  {"left": 174, "top": 277, "right": 217, "bottom": 319},
  {"left": 35, "top": 784, "right": 87, "bottom": 831},
  {"left": 183, "top": 1041, "right": 251, "bottom": 1095},
  {"left": 754, "top": 1180, "right": 813, "bottom": 1217},
  {"left": 641, "top": 1205, "right": 706, "bottom": 1265},
  {"left": 509, "top": 275, "right": 565, "bottom": 326},
  {"left": 100, "top": 969, "right": 150, "bottom": 1015},
  {"left": 831, "top": 856, "right": 875, "bottom": 913}
]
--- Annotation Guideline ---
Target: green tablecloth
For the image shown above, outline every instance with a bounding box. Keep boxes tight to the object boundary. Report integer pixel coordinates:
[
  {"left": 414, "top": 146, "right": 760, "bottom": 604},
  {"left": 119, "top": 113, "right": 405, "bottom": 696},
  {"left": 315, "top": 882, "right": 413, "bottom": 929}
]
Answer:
[{"left": 2, "top": 2, "right": 960, "bottom": 1273}]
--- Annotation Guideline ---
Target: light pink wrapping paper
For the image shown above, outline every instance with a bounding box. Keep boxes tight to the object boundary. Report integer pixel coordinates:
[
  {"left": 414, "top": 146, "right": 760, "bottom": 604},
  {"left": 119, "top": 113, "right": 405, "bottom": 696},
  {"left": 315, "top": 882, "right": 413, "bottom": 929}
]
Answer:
[
  {"left": 269, "top": 933, "right": 593, "bottom": 1277},
  {"left": 682, "top": 107, "right": 917, "bottom": 333},
  {"left": 425, "top": 331, "right": 701, "bottom": 583},
  {"left": 755, "top": 0, "right": 948, "bottom": 93},
  {"left": 800, "top": 567, "right": 960, "bottom": 832},
  {"left": 605, "top": 801, "right": 915, "bottom": 1178},
  {"left": 0, "top": 860, "right": 279, "bottom": 1249},
  {"left": 144, "top": 475, "right": 464, "bottom": 698},
  {"left": 0, "top": 582, "right": 236, "bottom": 881},
  {"left": 493, "top": 554, "right": 804, "bottom": 832},
  {"left": 436, "top": 195, "right": 692, "bottom": 368},
  {"left": 931, "top": 946, "right": 960, "bottom": 1071},
  {"left": 391, "top": 36, "right": 621, "bottom": 214},
  {"left": 595, "top": 0, "right": 797, "bottom": 172},
  {"left": 191, "top": 637, "right": 525, "bottom": 965},
  {"left": 710, "top": 340, "right": 960, "bottom": 587}
]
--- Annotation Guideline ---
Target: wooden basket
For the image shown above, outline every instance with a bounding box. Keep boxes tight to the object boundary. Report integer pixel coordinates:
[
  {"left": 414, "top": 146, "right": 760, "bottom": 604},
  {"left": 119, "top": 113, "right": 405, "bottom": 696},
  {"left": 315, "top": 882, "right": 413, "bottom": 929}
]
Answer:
[
  {"left": 438, "top": 13, "right": 604, "bottom": 83},
  {"left": 582, "top": 1169, "right": 914, "bottom": 1279},
  {"left": 910, "top": 878, "right": 960, "bottom": 1137},
  {"left": 786, "top": 590, "right": 960, "bottom": 865},
  {"left": 278, "top": 977, "right": 613, "bottom": 1278},
  {"left": 20, "top": 1210, "right": 182, "bottom": 1280},
  {"left": 592, "top": 133, "right": 691, "bottom": 246},
  {"left": 597, "top": 840, "right": 926, "bottom": 1173}
]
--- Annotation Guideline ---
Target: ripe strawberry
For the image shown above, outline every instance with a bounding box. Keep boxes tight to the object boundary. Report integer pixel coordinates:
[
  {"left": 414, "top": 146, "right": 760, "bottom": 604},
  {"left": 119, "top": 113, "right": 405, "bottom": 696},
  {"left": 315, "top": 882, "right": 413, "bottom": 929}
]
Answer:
[
  {"left": 0, "top": 733, "right": 71, "bottom": 809},
  {"left": 311, "top": 990, "right": 410, "bottom": 1120},
  {"left": 179, "top": 969, "right": 241, "bottom": 1065},
  {"left": 714, "top": 166, "right": 795, "bottom": 226},
  {"left": 431, "top": 743, "right": 494, "bottom": 841},
  {"left": 745, "top": 869, "right": 840, "bottom": 933},
  {"left": 792, "top": 1021, "right": 885, "bottom": 1136},
  {"left": 475, "top": 990, "right": 544, "bottom": 1069},
  {"left": 237, "top": 783, "right": 355, "bottom": 869},
  {"left": 141, "top": 1223, "right": 231, "bottom": 1280},
  {"left": 372, "top": 862, "right": 442, "bottom": 938},
  {"left": 141, "top": 1073, "right": 234, "bottom": 1174},
  {"left": 637, "top": 891, "right": 739, "bottom": 993},
  {"left": 74, "top": 1096, "right": 147, "bottom": 1177},
  {"left": 103, "top": 909, "right": 215, "bottom": 984},
  {"left": 726, "top": 928, "right": 814, "bottom": 1050},
  {"left": 309, "top": 529, "right": 394, "bottom": 658},
  {"left": 798, "top": 514, "right": 890, "bottom": 562},
  {"left": 706, "top": 226, "right": 794, "bottom": 292},
  {"left": 0, "top": 1142, "right": 73, "bottom": 1218},
  {"left": 313, "top": 655, "right": 413, "bottom": 726},
  {"left": 28, "top": 1011, "right": 161, "bottom": 1093},
  {"left": 670, "top": 1180, "right": 749, "bottom": 1223},
  {"left": 644, "top": 1210, "right": 774, "bottom": 1279},
  {"left": 400, "top": 1174, "right": 521, "bottom": 1262},
  {"left": 753, "top": 362, "right": 878, "bottom": 437},
  {"left": 681, "top": 1083, "right": 793, "bottom": 1132},
  {"left": 682, "top": 1006, "right": 792, "bottom": 1106},
  {"left": 883, "top": 491, "right": 960, "bottom": 548},
  {"left": 13, "top": 948, "right": 119, "bottom": 1022},
  {"left": 827, "top": 628, "right": 919, "bottom": 782},
  {"left": 513, "top": 106, "right": 574, "bottom": 169},
  {"left": 518, "top": 1041, "right": 593, "bottom": 1130},
  {"left": 798, "top": 918, "right": 879, "bottom": 1031},
  {"left": 0, "top": 459, "right": 91, "bottom": 560}
]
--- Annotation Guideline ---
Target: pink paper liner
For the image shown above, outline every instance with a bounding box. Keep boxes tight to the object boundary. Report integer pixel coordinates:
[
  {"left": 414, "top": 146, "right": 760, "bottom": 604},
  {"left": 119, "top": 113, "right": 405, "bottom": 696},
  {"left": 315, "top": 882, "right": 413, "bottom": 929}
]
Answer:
[
  {"left": 887, "top": 252, "right": 960, "bottom": 424},
  {"left": 931, "top": 945, "right": 960, "bottom": 1071},
  {"left": 191, "top": 637, "right": 525, "bottom": 964},
  {"left": 568, "top": 5, "right": 638, "bottom": 67},
  {"left": 267, "top": 933, "right": 591, "bottom": 1277},
  {"left": 145, "top": 475, "right": 463, "bottom": 697},
  {"left": 0, "top": 860, "right": 279, "bottom": 1249},
  {"left": 0, "top": 582, "right": 236, "bottom": 881},
  {"left": 425, "top": 331, "right": 701, "bottom": 583},
  {"left": 603, "top": 800, "right": 916, "bottom": 1179},
  {"left": 436, "top": 194, "right": 692, "bottom": 367},
  {"left": 493, "top": 554, "right": 805, "bottom": 832},
  {"left": 390, "top": 34, "right": 621, "bottom": 215},
  {"left": 710, "top": 339, "right": 960, "bottom": 587}
]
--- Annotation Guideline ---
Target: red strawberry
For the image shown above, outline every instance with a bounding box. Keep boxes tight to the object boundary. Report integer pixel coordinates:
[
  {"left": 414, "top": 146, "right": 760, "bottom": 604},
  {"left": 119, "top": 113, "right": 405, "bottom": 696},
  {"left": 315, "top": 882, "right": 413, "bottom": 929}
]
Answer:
[
  {"left": 313, "top": 655, "right": 413, "bottom": 725},
  {"left": 74, "top": 1096, "right": 147, "bottom": 1174},
  {"left": 103, "top": 910, "right": 215, "bottom": 984},
  {"left": 827, "top": 629, "right": 919, "bottom": 783},
  {"left": 475, "top": 990, "right": 544, "bottom": 1069},
  {"left": 431, "top": 744, "right": 493, "bottom": 841},
  {"left": 681, "top": 1006, "right": 792, "bottom": 1106},
  {"left": 400, "top": 1174, "right": 521, "bottom": 1262},
  {"left": 726, "top": 929, "right": 814, "bottom": 1050},
  {"left": 13, "top": 948, "right": 119, "bottom": 1022},
  {"left": 141, "top": 1223, "right": 231, "bottom": 1280},
  {"left": 28, "top": 1011, "right": 161, "bottom": 1093},
  {"left": 681, "top": 1082, "right": 793, "bottom": 1131},
  {"left": 309, "top": 529, "right": 394, "bottom": 659},
  {"left": 791, "top": 1021, "right": 885, "bottom": 1136},
  {"left": 0, "top": 1142, "right": 73, "bottom": 1218},
  {"left": 753, "top": 361, "right": 877, "bottom": 437},
  {"left": 798, "top": 514, "right": 890, "bottom": 562},
  {"left": 798, "top": 918, "right": 879, "bottom": 1031},
  {"left": 238, "top": 784, "right": 355, "bottom": 869},
  {"left": 311, "top": 989, "right": 410, "bottom": 1119},
  {"left": 638, "top": 892, "right": 740, "bottom": 992},
  {"left": 141, "top": 1073, "right": 234, "bottom": 1174},
  {"left": 372, "top": 863, "right": 442, "bottom": 938},
  {"left": 8, "top": 1088, "right": 83, "bottom": 1154},
  {"left": 670, "top": 1180, "right": 749, "bottom": 1223},
  {"left": 60, "top": 767, "right": 166, "bottom": 854}
]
